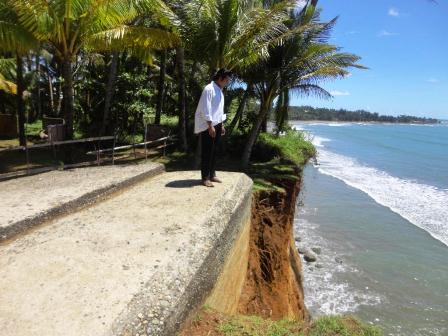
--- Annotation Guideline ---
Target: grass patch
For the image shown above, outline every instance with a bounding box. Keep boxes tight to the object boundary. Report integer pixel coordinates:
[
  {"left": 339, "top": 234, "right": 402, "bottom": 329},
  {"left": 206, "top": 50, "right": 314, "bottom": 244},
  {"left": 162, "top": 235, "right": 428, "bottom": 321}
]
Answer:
[
  {"left": 308, "top": 316, "right": 383, "bottom": 336},
  {"left": 25, "top": 119, "right": 43, "bottom": 137},
  {"left": 217, "top": 315, "right": 302, "bottom": 336},
  {"left": 160, "top": 115, "right": 178, "bottom": 128},
  {"left": 217, "top": 315, "right": 382, "bottom": 336},
  {"left": 247, "top": 129, "right": 315, "bottom": 192},
  {"left": 255, "top": 130, "right": 316, "bottom": 167}
]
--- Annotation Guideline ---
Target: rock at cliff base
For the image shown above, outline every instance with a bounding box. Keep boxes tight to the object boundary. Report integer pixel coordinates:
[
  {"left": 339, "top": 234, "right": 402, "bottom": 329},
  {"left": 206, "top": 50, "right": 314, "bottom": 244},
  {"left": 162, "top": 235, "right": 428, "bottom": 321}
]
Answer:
[
  {"left": 296, "top": 245, "right": 307, "bottom": 254},
  {"left": 304, "top": 252, "right": 317, "bottom": 263},
  {"left": 335, "top": 257, "right": 343, "bottom": 264},
  {"left": 311, "top": 247, "right": 321, "bottom": 255}
]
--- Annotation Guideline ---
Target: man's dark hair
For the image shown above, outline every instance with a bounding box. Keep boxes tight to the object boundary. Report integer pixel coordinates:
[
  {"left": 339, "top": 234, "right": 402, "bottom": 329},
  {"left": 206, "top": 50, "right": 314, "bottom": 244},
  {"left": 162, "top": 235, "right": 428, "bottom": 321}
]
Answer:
[{"left": 212, "top": 68, "right": 233, "bottom": 81}]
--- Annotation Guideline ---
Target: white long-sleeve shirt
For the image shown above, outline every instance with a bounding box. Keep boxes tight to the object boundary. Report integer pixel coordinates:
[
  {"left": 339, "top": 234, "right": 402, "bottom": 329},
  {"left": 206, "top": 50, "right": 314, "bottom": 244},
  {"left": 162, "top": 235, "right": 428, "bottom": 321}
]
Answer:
[{"left": 194, "top": 81, "right": 226, "bottom": 134}]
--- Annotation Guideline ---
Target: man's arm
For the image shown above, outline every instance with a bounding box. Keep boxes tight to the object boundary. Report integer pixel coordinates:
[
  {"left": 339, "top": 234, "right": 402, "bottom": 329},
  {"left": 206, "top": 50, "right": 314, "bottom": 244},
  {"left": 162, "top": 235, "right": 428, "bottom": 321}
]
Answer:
[
  {"left": 203, "top": 88, "right": 213, "bottom": 123},
  {"left": 203, "top": 88, "right": 216, "bottom": 138}
]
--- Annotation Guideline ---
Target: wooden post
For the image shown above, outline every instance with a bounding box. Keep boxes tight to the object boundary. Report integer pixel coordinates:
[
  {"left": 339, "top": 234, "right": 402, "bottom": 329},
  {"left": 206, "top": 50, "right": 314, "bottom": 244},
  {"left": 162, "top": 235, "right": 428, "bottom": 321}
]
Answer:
[
  {"left": 144, "top": 122, "right": 148, "bottom": 161},
  {"left": 25, "top": 144, "right": 30, "bottom": 173},
  {"left": 96, "top": 140, "right": 100, "bottom": 166},
  {"left": 112, "top": 134, "right": 116, "bottom": 165}
]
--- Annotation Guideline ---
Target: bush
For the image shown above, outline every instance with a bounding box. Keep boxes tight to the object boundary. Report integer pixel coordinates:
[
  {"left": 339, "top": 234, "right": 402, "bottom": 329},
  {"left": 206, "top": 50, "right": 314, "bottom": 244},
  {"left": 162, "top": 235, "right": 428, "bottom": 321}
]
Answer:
[
  {"left": 254, "top": 129, "right": 316, "bottom": 166},
  {"left": 309, "top": 316, "right": 383, "bottom": 336},
  {"left": 215, "top": 314, "right": 383, "bottom": 336}
]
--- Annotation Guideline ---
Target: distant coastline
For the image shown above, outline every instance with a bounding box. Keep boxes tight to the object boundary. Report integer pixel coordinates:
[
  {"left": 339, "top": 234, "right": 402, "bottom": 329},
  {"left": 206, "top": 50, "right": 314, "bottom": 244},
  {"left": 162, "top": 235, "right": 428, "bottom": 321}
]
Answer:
[
  {"left": 287, "top": 106, "right": 440, "bottom": 124},
  {"left": 290, "top": 120, "right": 441, "bottom": 125}
]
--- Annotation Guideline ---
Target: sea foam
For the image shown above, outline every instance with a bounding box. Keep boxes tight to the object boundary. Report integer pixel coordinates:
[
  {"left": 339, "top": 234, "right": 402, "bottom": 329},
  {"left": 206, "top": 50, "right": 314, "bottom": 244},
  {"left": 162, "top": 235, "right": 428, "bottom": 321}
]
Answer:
[
  {"left": 314, "top": 144, "right": 448, "bottom": 247},
  {"left": 294, "top": 217, "right": 383, "bottom": 316}
]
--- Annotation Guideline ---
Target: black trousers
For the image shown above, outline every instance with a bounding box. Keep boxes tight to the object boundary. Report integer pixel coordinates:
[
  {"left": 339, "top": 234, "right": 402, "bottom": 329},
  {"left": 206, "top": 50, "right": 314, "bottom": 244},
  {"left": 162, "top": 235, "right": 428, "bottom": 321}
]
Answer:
[{"left": 200, "top": 123, "right": 222, "bottom": 180}]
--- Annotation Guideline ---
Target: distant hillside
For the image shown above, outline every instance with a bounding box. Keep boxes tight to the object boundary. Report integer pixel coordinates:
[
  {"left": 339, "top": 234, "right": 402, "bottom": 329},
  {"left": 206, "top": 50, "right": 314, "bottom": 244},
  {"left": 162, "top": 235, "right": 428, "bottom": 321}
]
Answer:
[{"left": 288, "top": 106, "right": 439, "bottom": 124}]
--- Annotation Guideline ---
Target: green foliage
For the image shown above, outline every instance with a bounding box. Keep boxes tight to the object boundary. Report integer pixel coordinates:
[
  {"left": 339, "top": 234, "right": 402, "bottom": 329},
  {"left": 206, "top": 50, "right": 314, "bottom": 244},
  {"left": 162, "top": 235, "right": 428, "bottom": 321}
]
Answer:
[
  {"left": 186, "top": 0, "right": 292, "bottom": 72},
  {"left": 24, "top": 119, "right": 43, "bottom": 137},
  {"left": 218, "top": 315, "right": 302, "bottom": 336},
  {"left": 255, "top": 129, "right": 316, "bottom": 166},
  {"left": 160, "top": 115, "right": 178, "bottom": 128},
  {"left": 0, "top": 0, "right": 364, "bottom": 168},
  {"left": 308, "top": 316, "right": 383, "bottom": 336},
  {"left": 288, "top": 106, "right": 439, "bottom": 124},
  {"left": 216, "top": 314, "right": 383, "bottom": 336}
]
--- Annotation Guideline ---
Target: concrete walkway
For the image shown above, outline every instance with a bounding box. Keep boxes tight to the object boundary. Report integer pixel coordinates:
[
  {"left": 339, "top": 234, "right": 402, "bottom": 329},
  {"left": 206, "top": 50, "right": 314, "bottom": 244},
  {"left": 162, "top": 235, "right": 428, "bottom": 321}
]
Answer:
[
  {"left": 0, "top": 163, "right": 164, "bottom": 241},
  {"left": 0, "top": 169, "right": 252, "bottom": 336}
]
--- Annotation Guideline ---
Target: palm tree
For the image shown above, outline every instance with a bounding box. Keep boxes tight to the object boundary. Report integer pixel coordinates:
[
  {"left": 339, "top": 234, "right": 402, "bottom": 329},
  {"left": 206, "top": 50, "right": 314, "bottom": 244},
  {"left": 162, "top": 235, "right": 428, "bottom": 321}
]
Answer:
[
  {"left": 176, "top": 45, "right": 188, "bottom": 150},
  {"left": 226, "top": 84, "right": 253, "bottom": 137},
  {"left": 10, "top": 0, "right": 178, "bottom": 139},
  {"left": 155, "top": 50, "right": 167, "bottom": 125},
  {"left": 186, "top": 0, "right": 294, "bottom": 74},
  {"left": 240, "top": 1, "right": 365, "bottom": 169},
  {"left": 0, "top": 0, "right": 39, "bottom": 146}
]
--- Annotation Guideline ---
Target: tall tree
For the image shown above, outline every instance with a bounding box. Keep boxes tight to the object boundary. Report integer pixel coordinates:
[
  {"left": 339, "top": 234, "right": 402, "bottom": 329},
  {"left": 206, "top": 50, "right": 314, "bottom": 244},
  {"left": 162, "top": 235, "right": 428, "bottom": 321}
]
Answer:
[
  {"left": 186, "top": 0, "right": 293, "bottom": 74},
  {"left": 241, "top": 0, "right": 365, "bottom": 169},
  {"left": 155, "top": 50, "right": 167, "bottom": 125},
  {"left": 10, "top": 0, "right": 178, "bottom": 139},
  {"left": 0, "top": 0, "right": 39, "bottom": 145},
  {"left": 176, "top": 46, "right": 188, "bottom": 150},
  {"left": 100, "top": 51, "right": 119, "bottom": 136}
]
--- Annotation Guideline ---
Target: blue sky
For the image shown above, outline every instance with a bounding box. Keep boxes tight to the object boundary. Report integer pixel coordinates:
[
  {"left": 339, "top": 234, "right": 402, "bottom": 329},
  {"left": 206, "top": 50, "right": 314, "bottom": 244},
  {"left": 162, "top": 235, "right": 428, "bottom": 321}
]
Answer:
[{"left": 292, "top": 0, "right": 448, "bottom": 119}]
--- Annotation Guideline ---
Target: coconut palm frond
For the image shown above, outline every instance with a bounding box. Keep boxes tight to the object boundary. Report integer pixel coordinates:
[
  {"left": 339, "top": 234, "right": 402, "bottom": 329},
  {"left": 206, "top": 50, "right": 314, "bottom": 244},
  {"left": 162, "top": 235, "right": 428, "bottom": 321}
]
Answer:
[
  {"left": 0, "top": 72, "right": 16, "bottom": 94},
  {"left": 0, "top": 57, "right": 16, "bottom": 75},
  {"left": 86, "top": 25, "right": 180, "bottom": 52},
  {"left": 0, "top": 0, "right": 39, "bottom": 53},
  {"left": 290, "top": 83, "right": 332, "bottom": 99}
]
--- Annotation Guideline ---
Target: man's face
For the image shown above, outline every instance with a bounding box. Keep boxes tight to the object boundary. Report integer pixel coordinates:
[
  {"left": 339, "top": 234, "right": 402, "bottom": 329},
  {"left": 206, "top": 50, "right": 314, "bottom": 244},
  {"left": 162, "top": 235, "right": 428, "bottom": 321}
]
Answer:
[{"left": 218, "top": 76, "right": 231, "bottom": 88}]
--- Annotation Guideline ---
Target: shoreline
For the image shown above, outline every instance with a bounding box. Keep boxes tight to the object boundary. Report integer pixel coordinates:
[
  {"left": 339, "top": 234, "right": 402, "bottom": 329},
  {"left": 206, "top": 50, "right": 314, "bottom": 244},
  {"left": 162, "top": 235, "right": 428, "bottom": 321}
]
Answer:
[
  {"left": 290, "top": 120, "right": 442, "bottom": 125},
  {"left": 293, "top": 121, "right": 448, "bottom": 335}
]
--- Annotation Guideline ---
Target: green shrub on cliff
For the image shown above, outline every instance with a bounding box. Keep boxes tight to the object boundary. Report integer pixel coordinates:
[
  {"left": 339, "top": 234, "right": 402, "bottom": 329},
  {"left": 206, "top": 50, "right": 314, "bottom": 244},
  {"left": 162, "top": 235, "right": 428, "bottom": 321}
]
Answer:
[
  {"left": 217, "top": 315, "right": 302, "bottom": 335},
  {"left": 216, "top": 314, "right": 383, "bottom": 336},
  {"left": 308, "top": 316, "right": 383, "bottom": 336},
  {"left": 249, "top": 129, "right": 315, "bottom": 192},
  {"left": 255, "top": 130, "right": 316, "bottom": 166}
]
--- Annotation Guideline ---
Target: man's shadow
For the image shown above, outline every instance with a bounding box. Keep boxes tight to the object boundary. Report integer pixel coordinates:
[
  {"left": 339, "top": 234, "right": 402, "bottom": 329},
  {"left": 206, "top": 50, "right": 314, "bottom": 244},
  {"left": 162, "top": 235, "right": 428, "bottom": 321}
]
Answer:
[{"left": 165, "top": 179, "right": 202, "bottom": 188}]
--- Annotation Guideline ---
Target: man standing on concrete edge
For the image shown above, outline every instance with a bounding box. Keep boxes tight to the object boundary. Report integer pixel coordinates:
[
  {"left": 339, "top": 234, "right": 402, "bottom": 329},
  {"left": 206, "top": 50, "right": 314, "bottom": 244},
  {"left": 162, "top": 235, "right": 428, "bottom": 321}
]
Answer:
[{"left": 194, "top": 68, "right": 232, "bottom": 187}]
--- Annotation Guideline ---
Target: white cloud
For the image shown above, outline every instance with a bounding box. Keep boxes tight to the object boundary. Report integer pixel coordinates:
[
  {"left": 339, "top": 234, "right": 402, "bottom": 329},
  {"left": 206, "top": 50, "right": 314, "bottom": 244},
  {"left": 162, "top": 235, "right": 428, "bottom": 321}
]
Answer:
[
  {"left": 388, "top": 8, "right": 400, "bottom": 17},
  {"left": 331, "top": 90, "right": 350, "bottom": 96},
  {"left": 427, "top": 78, "right": 439, "bottom": 83},
  {"left": 378, "top": 30, "right": 399, "bottom": 37}
]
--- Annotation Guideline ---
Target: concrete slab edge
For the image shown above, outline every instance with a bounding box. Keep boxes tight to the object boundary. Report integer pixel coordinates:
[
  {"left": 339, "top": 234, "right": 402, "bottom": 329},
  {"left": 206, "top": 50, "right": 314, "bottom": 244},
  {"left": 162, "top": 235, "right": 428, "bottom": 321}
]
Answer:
[
  {"left": 163, "top": 185, "right": 252, "bottom": 335},
  {"left": 110, "top": 174, "right": 253, "bottom": 336},
  {"left": 0, "top": 163, "right": 165, "bottom": 243}
]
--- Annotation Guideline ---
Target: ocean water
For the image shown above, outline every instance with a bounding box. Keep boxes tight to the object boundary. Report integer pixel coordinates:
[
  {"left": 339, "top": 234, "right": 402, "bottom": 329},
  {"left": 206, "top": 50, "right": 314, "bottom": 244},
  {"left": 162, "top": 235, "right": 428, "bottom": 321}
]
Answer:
[{"left": 292, "top": 122, "right": 448, "bottom": 336}]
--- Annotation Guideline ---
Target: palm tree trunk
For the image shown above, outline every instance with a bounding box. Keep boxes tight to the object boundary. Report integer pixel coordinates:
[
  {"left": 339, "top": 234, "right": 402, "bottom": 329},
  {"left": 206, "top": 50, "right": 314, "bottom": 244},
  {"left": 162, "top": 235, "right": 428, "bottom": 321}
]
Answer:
[
  {"left": 261, "top": 114, "right": 268, "bottom": 133},
  {"left": 227, "top": 84, "right": 251, "bottom": 137},
  {"left": 241, "top": 101, "right": 268, "bottom": 170},
  {"left": 35, "top": 53, "right": 42, "bottom": 121},
  {"left": 16, "top": 54, "right": 26, "bottom": 147},
  {"left": 100, "top": 51, "right": 119, "bottom": 136},
  {"left": 0, "top": 91, "right": 6, "bottom": 114},
  {"left": 241, "top": 86, "right": 276, "bottom": 170},
  {"left": 45, "top": 58, "right": 54, "bottom": 116},
  {"left": 275, "top": 88, "right": 288, "bottom": 135},
  {"left": 61, "top": 58, "right": 74, "bottom": 139},
  {"left": 155, "top": 50, "right": 166, "bottom": 125},
  {"left": 176, "top": 46, "right": 188, "bottom": 151}
]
